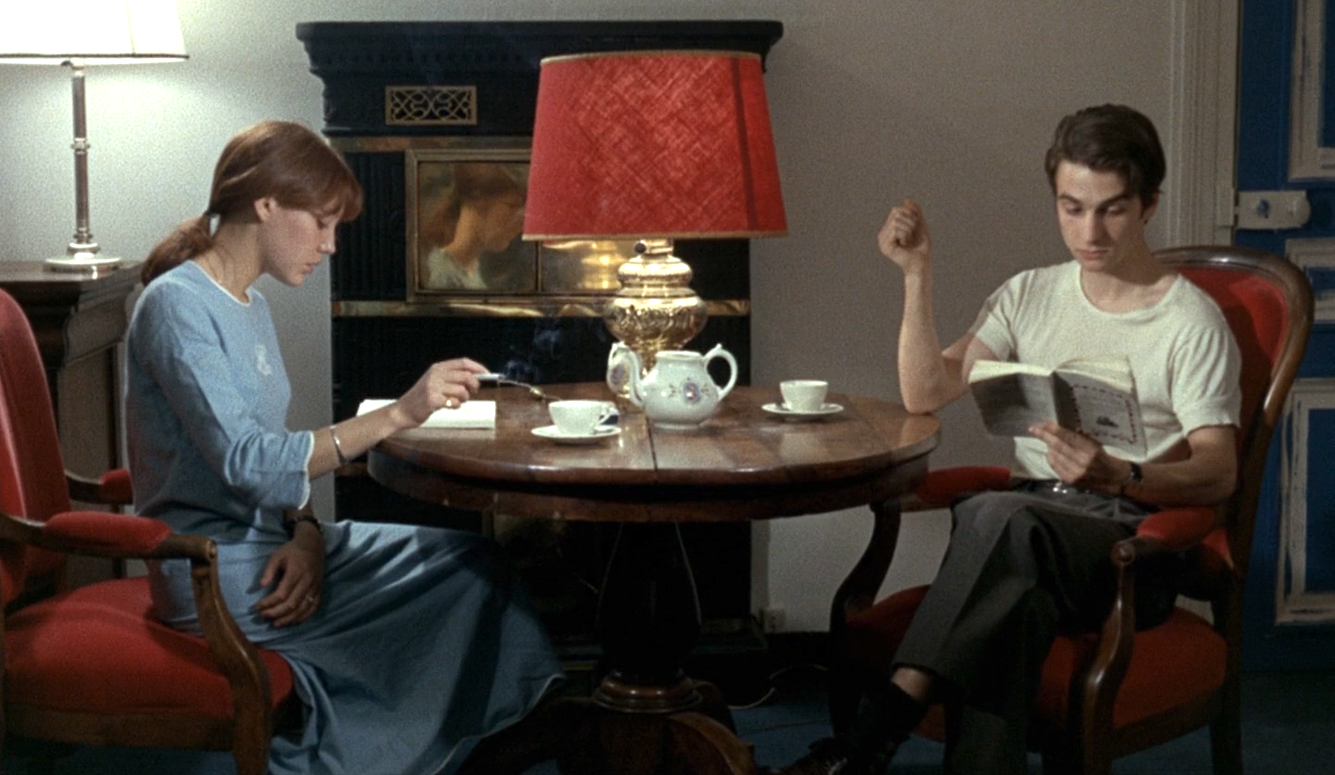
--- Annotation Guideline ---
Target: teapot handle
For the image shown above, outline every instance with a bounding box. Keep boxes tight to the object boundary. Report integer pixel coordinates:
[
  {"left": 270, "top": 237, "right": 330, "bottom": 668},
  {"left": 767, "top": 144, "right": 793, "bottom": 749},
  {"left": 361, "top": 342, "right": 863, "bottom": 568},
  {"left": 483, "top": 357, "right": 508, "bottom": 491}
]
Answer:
[
  {"left": 607, "top": 342, "right": 640, "bottom": 404},
  {"left": 704, "top": 344, "right": 738, "bottom": 400}
]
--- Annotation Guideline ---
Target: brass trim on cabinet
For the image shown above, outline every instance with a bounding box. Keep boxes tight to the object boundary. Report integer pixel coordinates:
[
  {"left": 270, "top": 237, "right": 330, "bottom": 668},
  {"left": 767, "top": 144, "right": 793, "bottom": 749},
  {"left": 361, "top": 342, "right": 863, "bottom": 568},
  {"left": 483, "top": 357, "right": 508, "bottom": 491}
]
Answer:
[
  {"left": 329, "top": 136, "right": 532, "bottom": 153},
  {"left": 332, "top": 298, "right": 750, "bottom": 319}
]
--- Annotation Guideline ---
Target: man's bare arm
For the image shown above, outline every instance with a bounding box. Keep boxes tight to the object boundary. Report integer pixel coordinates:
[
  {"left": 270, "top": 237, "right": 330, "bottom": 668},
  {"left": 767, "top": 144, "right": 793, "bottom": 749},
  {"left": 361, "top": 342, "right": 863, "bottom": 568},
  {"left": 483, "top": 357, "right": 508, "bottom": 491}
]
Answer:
[
  {"left": 880, "top": 199, "right": 996, "bottom": 413},
  {"left": 1126, "top": 425, "right": 1237, "bottom": 506}
]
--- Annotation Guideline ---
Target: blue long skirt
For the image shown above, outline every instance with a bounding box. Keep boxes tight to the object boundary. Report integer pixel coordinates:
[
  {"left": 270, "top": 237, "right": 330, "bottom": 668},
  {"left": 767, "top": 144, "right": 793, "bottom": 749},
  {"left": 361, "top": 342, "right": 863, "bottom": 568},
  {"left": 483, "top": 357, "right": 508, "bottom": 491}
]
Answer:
[{"left": 148, "top": 521, "right": 564, "bottom": 775}]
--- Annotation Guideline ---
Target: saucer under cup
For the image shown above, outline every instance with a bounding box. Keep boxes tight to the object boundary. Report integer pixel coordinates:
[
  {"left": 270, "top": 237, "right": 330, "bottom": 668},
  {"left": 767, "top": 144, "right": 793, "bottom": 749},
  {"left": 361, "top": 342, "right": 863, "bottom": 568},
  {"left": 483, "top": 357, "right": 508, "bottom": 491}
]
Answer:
[
  {"left": 762, "top": 402, "right": 843, "bottom": 421},
  {"left": 532, "top": 425, "right": 621, "bottom": 445}
]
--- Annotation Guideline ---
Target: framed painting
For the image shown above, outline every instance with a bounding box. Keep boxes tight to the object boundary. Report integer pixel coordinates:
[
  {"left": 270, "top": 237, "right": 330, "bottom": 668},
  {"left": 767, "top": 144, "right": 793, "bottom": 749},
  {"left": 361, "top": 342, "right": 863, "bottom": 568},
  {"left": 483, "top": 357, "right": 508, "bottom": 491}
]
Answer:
[
  {"left": 405, "top": 144, "right": 640, "bottom": 303},
  {"left": 406, "top": 147, "right": 537, "bottom": 298}
]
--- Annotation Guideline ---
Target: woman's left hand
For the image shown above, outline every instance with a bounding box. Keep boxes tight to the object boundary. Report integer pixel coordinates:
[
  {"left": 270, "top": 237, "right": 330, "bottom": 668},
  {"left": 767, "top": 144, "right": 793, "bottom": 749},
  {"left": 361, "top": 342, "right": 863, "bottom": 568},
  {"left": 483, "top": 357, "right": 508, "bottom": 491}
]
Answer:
[{"left": 256, "top": 523, "right": 327, "bottom": 627}]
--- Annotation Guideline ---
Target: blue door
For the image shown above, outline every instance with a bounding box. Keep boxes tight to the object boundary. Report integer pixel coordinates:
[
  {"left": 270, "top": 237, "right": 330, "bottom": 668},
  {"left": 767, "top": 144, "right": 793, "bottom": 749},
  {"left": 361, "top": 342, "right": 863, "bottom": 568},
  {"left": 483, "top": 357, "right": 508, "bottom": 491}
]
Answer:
[{"left": 1237, "top": 0, "right": 1335, "bottom": 669}]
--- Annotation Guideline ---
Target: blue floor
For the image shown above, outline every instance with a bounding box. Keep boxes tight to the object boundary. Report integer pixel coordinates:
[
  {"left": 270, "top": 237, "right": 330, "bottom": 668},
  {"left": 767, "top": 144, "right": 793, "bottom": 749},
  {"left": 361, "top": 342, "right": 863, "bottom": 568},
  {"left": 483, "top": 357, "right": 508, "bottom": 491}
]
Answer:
[
  {"left": 737, "top": 665, "right": 1335, "bottom": 774},
  {"left": 5, "top": 667, "right": 1333, "bottom": 773}
]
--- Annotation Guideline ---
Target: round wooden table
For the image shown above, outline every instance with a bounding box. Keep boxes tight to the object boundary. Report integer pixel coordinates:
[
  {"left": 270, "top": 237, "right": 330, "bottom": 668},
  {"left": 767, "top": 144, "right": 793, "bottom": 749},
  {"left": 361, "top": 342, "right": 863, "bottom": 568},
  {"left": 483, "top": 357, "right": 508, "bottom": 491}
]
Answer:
[{"left": 368, "top": 383, "right": 939, "bottom": 775}]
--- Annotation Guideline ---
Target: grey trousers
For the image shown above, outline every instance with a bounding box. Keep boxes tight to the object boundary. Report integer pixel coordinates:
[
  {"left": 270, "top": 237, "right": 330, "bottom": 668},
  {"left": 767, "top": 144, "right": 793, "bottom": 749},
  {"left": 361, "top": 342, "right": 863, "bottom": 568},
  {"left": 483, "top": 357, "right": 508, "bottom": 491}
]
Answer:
[{"left": 892, "top": 486, "right": 1169, "bottom": 775}]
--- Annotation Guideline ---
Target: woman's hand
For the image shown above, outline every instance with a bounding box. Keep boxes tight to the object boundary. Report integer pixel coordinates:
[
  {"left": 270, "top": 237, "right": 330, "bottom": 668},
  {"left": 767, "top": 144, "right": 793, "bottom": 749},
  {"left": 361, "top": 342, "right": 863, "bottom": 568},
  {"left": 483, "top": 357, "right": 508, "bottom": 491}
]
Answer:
[
  {"left": 395, "top": 357, "right": 490, "bottom": 427},
  {"left": 877, "top": 198, "right": 932, "bottom": 276},
  {"left": 256, "top": 523, "right": 326, "bottom": 627},
  {"left": 310, "top": 356, "right": 490, "bottom": 477}
]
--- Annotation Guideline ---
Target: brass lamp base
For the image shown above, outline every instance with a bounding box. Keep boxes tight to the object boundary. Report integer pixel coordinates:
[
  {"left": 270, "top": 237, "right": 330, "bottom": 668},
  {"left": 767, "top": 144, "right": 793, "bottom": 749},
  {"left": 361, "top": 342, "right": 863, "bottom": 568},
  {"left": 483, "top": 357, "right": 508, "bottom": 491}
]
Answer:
[{"left": 603, "top": 239, "right": 707, "bottom": 374}]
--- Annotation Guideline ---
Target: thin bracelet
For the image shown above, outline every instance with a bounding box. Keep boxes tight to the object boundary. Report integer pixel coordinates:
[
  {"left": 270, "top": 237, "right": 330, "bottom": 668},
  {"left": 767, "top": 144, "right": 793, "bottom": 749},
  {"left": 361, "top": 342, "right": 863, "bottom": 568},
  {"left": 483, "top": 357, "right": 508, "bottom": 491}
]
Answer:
[{"left": 329, "top": 424, "right": 350, "bottom": 466}]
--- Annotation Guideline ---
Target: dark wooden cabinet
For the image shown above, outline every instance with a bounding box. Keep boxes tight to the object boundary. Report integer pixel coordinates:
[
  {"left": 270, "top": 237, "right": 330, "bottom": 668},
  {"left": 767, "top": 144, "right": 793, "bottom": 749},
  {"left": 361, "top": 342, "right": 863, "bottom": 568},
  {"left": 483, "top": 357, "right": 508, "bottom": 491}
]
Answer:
[
  {"left": 0, "top": 260, "right": 141, "bottom": 482},
  {"left": 0, "top": 260, "right": 141, "bottom": 587},
  {"left": 298, "top": 21, "right": 782, "bottom": 670}
]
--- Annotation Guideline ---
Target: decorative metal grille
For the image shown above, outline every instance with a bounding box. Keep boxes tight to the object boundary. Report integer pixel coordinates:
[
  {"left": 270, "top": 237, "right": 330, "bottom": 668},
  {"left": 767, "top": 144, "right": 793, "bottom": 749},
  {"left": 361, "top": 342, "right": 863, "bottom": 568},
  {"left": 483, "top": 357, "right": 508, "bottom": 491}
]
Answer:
[{"left": 385, "top": 86, "right": 478, "bottom": 126}]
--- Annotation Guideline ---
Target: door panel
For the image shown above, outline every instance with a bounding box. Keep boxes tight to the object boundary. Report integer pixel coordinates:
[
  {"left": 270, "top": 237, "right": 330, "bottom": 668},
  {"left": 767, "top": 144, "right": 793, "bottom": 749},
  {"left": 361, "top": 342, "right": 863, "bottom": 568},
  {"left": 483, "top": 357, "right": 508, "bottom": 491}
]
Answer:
[{"left": 1237, "top": 0, "right": 1335, "bottom": 669}]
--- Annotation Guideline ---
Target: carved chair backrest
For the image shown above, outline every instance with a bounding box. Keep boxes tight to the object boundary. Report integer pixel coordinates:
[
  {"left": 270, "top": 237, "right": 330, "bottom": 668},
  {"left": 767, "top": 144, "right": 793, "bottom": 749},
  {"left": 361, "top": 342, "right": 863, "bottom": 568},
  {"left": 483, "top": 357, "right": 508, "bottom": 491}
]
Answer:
[
  {"left": 1158, "top": 246, "right": 1313, "bottom": 593},
  {"left": 0, "top": 289, "right": 71, "bottom": 605}
]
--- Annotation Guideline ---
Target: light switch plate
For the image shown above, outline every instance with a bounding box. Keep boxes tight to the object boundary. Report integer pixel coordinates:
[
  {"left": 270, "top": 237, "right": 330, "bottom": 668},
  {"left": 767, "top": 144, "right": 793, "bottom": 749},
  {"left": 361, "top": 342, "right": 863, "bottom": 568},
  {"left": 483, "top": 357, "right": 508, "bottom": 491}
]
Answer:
[{"left": 1236, "top": 190, "right": 1311, "bottom": 230}]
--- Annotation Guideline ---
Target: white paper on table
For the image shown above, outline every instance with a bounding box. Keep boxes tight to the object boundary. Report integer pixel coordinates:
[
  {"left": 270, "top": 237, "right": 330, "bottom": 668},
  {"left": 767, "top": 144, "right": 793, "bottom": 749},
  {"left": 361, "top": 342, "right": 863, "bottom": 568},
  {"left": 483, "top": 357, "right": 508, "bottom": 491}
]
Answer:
[{"left": 356, "top": 398, "right": 496, "bottom": 429}]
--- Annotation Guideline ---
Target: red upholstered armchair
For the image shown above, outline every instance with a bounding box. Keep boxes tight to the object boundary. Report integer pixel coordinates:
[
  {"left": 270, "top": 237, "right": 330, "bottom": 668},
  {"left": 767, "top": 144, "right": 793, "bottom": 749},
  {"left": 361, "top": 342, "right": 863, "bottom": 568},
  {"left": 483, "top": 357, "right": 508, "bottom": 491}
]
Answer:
[
  {"left": 827, "top": 246, "right": 1313, "bottom": 774},
  {"left": 0, "top": 289, "right": 298, "bottom": 775}
]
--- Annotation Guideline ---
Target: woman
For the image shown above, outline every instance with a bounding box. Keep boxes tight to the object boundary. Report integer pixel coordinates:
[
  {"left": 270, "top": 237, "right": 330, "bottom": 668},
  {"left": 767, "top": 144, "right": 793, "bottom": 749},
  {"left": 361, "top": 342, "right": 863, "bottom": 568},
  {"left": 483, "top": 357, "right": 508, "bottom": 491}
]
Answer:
[
  {"left": 419, "top": 162, "right": 528, "bottom": 291},
  {"left": 126, "top": 120, "right": 563, "bottom": 775}
]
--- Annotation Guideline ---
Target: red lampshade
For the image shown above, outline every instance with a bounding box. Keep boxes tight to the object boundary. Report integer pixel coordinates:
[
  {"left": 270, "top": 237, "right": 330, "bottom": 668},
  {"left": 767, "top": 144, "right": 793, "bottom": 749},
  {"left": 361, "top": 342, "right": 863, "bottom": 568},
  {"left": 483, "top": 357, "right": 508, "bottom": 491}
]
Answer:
[{"left": 524, "top": 50, "right": 787, "bottom": 240}]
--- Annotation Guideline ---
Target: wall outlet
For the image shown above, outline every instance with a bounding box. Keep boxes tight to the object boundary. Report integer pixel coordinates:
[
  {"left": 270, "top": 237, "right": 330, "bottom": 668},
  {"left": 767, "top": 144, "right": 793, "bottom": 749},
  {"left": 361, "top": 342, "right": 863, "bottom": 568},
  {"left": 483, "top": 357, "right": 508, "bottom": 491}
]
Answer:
[{"left": 761, "top": 606, "right": 786, "bottom": 633}]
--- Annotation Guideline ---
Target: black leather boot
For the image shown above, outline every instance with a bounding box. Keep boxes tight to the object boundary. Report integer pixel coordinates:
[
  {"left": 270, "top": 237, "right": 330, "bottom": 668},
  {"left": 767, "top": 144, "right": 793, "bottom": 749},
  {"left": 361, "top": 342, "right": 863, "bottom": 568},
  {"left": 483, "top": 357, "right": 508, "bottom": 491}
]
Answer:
[
  {"left": 768, "top": 735, "right": 898, "bottom": 775},
  {"left": 769, "top": 682, "right": 925, "bottom": 775}
]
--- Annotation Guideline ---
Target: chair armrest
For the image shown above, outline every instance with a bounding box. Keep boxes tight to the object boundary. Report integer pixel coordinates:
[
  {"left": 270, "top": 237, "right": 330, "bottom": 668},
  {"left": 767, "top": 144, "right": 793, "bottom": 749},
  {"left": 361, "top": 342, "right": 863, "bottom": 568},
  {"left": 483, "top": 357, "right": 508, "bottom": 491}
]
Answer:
[
  {"left": 1133, "top": 505, "right": 1218, "bottom": 552},
  {"left": 0, "top": 508, "right": 277, "bottom": 735},
  {"left": 1077, "top": 517, "right": 1212, "bottom": 741},
  {"left": 904, "top": 466, "right": 1012, "bottom": 511},
  {"left": 0, "top": 510, "right": 194, "bottom": 560},
  {"left": 65, "top": 468, "right": 133, "bottom": 507},
  {"left": 1077, "top": 535, "right": 1146, "bottom": 744}
]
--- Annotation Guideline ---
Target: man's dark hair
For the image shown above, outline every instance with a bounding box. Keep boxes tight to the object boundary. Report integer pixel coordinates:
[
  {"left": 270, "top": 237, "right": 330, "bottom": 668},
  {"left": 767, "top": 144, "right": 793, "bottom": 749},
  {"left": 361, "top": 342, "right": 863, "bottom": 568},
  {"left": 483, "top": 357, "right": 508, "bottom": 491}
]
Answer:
[{"left": 1044, "top": 104, "right": 1166, "bottom": 206}]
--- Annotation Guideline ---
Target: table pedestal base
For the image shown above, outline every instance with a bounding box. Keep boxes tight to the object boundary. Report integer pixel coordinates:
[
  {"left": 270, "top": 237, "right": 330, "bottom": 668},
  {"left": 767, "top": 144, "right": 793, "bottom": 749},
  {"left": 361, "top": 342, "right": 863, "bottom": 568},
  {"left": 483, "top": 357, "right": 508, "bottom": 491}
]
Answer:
[
  {"left": 461, "top": 521, "right": 760, "bottom": 773},
  {"left": 594, "top": 669, "right": 702, "bottom": 712},
  {"left": 459, "top": 680, "right": 755, "bottom": 775}
]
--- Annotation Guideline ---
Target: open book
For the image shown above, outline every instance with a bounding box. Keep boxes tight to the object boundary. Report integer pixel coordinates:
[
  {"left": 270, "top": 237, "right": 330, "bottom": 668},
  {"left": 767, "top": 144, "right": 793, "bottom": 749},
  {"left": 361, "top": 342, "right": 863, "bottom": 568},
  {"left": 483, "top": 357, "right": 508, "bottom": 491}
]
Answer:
[
  {"left": 967, "top": 355, "right": 1146, "bottom": 455},
  {"left": 357, "top": 398, "right": 496, "bottom": 429}
]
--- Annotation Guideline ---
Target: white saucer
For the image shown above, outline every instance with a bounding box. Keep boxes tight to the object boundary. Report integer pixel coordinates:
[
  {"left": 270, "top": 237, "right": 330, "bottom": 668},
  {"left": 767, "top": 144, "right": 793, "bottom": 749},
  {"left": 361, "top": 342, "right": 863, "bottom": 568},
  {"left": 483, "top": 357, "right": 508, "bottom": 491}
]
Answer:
[
  {"left": 762, "top": 402, "right": 844, "bottom": 421},
  {"left": 532, "top": 425, "right": 622, "bottom": 445}
]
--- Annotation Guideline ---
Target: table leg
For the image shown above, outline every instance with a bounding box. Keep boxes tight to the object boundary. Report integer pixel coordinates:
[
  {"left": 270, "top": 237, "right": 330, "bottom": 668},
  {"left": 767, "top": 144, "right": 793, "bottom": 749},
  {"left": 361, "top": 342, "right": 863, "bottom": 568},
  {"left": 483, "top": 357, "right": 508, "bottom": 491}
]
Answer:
[
  {"left": 458, "top": 522, "right": 757, "bottom": 775},
  {"left": 595, "top": 522, "right": 702, "bottom": 711},
  {"left": 827, "top": 499, "right": 903, "bottom": 738}
]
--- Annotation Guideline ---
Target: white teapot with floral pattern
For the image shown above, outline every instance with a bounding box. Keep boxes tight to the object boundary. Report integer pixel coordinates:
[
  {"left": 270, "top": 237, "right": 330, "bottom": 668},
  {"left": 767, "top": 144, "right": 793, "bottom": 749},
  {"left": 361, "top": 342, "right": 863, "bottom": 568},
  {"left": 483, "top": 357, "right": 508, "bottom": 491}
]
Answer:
[{"left": 613, "top": 343, "right": 737, "bottom": 428}]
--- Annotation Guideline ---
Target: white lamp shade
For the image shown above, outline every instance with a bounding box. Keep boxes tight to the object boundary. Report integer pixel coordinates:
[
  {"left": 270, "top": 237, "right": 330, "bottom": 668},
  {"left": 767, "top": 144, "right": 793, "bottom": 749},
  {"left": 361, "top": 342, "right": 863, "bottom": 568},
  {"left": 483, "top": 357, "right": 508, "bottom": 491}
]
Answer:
[{"left": 0, "top": 0, "right": 186, "bottom": 64}]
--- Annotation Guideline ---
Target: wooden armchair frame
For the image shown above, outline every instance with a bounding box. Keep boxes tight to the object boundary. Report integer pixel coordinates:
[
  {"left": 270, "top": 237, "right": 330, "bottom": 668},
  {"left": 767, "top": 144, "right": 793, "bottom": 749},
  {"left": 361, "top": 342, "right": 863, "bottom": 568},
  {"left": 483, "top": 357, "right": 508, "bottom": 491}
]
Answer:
[
  {"left": 0, "top": 287, "right": 295, "bottom": 775},
  {"left": 0, "top": 507, "right": 290, "bottom": 774},
  {"left": 827, "top": 246, "right": 1313, "bottom": 774}
]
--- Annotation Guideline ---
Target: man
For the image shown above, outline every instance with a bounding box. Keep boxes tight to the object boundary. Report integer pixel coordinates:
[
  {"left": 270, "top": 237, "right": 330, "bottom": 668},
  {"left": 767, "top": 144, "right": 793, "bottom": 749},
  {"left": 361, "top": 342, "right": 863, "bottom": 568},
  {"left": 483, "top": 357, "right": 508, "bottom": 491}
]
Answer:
[{"left": 776, "top": 104, "right": 1241, "bottom": 775}]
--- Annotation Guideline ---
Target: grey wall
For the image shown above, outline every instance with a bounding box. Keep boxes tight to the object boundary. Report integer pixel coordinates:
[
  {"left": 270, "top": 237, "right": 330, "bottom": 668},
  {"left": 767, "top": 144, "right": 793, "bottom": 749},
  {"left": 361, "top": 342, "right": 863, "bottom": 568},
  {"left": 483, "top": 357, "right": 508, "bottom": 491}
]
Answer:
[{"left": 0, "top": 0, "right": 1182, "bottom": 631}]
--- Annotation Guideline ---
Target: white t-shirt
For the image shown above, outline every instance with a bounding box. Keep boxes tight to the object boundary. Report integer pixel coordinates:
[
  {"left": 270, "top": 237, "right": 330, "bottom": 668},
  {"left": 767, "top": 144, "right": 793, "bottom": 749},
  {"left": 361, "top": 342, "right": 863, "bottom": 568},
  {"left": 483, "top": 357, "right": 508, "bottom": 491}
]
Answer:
[{"left": 969, "top": 260, "right": 1242, "bottom": 480}]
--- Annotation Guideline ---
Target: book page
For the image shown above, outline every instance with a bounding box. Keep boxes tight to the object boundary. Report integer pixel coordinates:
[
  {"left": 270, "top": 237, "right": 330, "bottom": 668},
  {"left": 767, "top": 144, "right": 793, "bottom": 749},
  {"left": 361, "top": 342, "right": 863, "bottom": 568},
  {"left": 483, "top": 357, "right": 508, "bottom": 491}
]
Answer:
[
  {"left": 969, "top": 371, "right": 1060, "bottom": 437},
  {"left": 1053, "top": 355, "right": 1135, "bottom": 394},
  {"left": 357, "top": 398, "right": 497, "bottom": 429},
  {"left": 968, "top": 359, "right": 1053, "bottom": 382},
  {"left": 1054, "top": 372, "right": 1145, "bottom": 455}
]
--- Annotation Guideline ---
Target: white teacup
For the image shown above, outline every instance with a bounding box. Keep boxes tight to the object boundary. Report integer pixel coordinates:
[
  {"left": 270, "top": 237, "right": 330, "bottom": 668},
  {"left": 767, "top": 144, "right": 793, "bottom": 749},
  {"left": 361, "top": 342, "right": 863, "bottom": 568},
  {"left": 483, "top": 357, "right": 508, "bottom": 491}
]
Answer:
[
  {"left": 780, "top": 380, "right": 829, "bottom": 412},
  {"left": 548, "top": 400, "right": 615, "bottom": 435}
]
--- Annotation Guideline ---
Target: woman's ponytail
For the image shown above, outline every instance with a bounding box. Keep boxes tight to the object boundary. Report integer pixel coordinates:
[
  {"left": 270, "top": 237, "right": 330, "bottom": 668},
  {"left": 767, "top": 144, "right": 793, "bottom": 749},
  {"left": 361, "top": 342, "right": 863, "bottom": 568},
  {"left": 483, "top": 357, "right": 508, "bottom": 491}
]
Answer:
[{"left": 142, "top": 214, "right": 213, "bottom": 285}]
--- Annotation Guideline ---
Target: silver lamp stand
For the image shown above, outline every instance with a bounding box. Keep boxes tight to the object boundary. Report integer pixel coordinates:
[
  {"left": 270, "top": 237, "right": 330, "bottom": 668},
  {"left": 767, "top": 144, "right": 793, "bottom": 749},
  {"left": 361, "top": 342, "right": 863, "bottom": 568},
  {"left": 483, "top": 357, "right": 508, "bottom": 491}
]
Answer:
[{"left": 45, "top": 61, "right": 121, "bottom": 273}]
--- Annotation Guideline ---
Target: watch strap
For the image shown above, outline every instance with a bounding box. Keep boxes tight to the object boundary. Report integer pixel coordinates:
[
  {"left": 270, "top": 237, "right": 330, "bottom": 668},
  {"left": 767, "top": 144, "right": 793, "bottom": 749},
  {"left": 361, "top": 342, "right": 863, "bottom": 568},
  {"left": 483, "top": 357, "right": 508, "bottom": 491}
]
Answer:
[{"left": 1120, "top": 461, "right": 1144, "bottom": 496}]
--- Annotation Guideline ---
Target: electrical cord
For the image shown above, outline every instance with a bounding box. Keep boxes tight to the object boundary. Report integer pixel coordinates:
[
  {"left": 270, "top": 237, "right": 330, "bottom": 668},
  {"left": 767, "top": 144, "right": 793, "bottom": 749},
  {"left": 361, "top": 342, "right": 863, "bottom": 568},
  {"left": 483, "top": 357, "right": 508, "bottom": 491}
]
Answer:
[{"left": 727, "top": 662, "right": 828, "bottom": 712}]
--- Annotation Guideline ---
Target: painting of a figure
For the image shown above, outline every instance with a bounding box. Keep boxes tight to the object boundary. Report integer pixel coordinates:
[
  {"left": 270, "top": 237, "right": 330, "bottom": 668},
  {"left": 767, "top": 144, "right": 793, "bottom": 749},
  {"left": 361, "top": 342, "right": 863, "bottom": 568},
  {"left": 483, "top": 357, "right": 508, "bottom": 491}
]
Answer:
[{"left": 412, "top": 156, "right": 536, "bottom": 293}]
